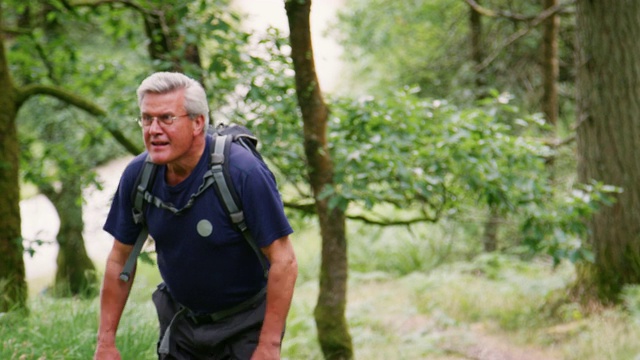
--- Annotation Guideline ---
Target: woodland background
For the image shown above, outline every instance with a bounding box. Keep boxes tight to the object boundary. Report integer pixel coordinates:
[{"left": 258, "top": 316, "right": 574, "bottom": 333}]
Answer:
[{"left": 1, "top": 0, "right": 640, "bottom": 359}]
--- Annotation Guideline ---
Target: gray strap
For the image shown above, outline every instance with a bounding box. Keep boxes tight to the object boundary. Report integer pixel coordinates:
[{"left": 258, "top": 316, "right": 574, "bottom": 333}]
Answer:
[
  {"left": 132, "top": 156, "right": 156, "bottom": 223},
  {"left": 211, "top": 135, "right": 269, "bottom": 278},
  {"left": 158, "top": 307, "right": 187, "bottom": 355},
  {"left": 119, "top": 227, "right": 148, "bottom": 282},
  {"left": 243, "top": 231, "right": 269, "bottom": 278},
  {"left": 141, "top": 171, "right": 216, "bottom": 215},
  {"left": 211, "top": 135, "right": 240, "bottom": 215}
]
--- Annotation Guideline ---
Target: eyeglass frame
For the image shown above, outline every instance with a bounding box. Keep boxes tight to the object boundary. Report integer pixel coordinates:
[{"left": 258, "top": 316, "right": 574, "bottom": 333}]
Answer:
[{"left": 136, "top": 113, "right": 193, "bottom": 128}]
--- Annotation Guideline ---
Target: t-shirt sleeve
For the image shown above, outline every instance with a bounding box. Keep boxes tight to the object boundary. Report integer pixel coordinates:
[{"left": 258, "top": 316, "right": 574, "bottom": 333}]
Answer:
[
  {"left": 103, "top": 155, "right": 146, "bottom": 245},
  {"left": 234, "top": 150, "right": 294, "bottom": 248}
]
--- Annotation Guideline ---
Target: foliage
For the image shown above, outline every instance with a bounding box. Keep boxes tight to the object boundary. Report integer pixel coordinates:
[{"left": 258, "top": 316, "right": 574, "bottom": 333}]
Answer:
[
  {"left": 6, "top": 3, "right": 148, "bottom": 293},
  {"left": 522, "top": 181, "right": 621, "bottom": 264},
  {"left": 332, "top": 0, "right": 469, "bottom": 99},
  {"left": 621, "top": 285, "right": 640, "bottom": 322},
  {"left": 223, "top": 28, "right": 309, "bottom": 194},
  {"left": 333, "top": 0, "right": 577, "bottom": 125},
  {"left": 9, "top": 1, "right": 147, "bottom": 190},
  {"left": 229, "top": 29, "right": 540, "bottom": 214},
  {"left": 348, "top": 220, "right": 482, "bottom": 276},
  {"left": 324, "top": 89, "right": 551, "bottom": 219},
  {"left": 220, "top": 26, "right": 613, "bottom": 265}
]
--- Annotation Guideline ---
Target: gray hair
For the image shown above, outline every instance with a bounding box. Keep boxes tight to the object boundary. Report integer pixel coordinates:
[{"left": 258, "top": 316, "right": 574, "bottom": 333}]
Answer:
[{"left": 136, "top": 72, "right": 210, "bottom": 132}]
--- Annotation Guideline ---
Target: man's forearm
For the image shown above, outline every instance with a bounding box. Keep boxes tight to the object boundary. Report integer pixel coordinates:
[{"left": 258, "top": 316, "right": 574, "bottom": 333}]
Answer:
[
  {"left": 259, "top": 242, "right": 298, "bottom": 346},
  {"left": 97, "top": 243, "right": 135, "bottom": 345}
]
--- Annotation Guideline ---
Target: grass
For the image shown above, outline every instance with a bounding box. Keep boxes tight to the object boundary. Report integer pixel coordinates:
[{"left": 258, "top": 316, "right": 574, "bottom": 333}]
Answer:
[{"left": 3, "top": 222, "right": 640, "bottom": 359}]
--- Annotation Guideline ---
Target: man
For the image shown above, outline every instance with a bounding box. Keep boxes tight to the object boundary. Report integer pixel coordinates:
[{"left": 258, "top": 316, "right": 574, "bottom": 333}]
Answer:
[{"left": 95, "top": 72, "right": 297, "bottom": 360}]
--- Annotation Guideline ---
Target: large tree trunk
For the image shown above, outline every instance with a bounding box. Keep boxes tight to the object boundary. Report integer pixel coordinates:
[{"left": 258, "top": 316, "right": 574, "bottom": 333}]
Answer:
[
  {"left": 575, "top": 0, "right": 640, "bottom": 301},
  {"left": 0, "top": 20, "right": 28, "bottom": 312},
  {"left": 285, "top": 1, "right": 353, "bottom": 359},
  {"left": 41, "top": 175, "right": 97, "bottom": 297}
]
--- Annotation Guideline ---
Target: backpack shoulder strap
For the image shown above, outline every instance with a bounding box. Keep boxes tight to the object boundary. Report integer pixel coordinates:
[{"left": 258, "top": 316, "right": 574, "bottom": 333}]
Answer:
[
  {"left": 209, "top": 134, "right": 270, "bottom": 278},
  {"left": 132, "top": 155, "right": 158, "bottom": 224},
  {"left": 120, "top": 156, "right": 157, "bottom": 282}
]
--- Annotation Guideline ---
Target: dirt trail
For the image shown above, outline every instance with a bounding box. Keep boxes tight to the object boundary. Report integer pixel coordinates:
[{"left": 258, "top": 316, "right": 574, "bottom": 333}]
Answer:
[
  {"left": 351, "top": 280, "right": 564, "bottom": 360},
  {"left": 440, "top": 326, "right": 562, "bottom": 360},
  {"left": 394, "top": 318, "right": 562, "bottom": 360}
]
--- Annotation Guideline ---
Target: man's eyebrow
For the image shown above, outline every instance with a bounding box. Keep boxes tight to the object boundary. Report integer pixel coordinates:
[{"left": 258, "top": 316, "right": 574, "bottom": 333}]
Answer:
[{"left": 141, "top": 112, "right": 174, "bottom": 116}]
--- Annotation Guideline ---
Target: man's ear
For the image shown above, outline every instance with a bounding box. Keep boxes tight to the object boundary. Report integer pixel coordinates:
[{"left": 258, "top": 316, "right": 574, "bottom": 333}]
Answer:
[{"left": 193, "top": 114, "right": 206, "bottom": 135}]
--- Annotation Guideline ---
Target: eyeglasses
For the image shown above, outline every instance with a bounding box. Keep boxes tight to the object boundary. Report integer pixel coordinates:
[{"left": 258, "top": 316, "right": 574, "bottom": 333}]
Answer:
[{"left": 137, "top": 114, "right": 191, "bottom": 127}]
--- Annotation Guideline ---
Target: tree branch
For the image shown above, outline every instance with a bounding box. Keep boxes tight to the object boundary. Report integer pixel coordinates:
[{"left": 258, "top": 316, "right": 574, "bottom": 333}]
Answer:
[
  {"left": 283, "top": 199, "right": 440, "bottom": 226},
  {"left": 283, "top": 200, "right": 316, "bottom": 214},
  {"left": 544, "top": 134, "right": 576, "bottom": 149},
  {"left": 68, "top": 0, "right": 150, "bottom": 15},
  {"left": 464, "top": 0, "right": 534, "bottom": 21},
  {"left": 0, "top": 26, "right": 31, "bottom": 37},
  {"left": 475, "top": 1, "right": 575, "bottom": 72},
  {"left": 464, "top": 0, "right": 574, "bottom": 21},
  {"left": 346, "top": 213, "right": 438, "bottom": 226},
  {"left": 16, "top": 84, "right": 142, "bottom": 155}
]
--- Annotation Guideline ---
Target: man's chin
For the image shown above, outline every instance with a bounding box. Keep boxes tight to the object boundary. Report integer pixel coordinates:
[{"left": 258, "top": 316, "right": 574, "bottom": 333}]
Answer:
[{"left": 148, "top": 154, "right": 170, "bottom": 165}]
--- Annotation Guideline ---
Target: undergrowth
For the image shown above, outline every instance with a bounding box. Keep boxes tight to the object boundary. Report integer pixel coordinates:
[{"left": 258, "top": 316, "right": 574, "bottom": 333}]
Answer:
[{"left": 3, "top": 223, "right": 640, "bottom": 359}]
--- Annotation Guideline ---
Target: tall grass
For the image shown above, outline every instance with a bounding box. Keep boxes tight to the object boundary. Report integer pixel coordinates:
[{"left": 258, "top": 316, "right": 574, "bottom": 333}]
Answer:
[
  {"left": 1, "top": 264, "right": 160, "bottom": 360},
  {"left": 3, "top": 221, "right": 640, "bottom": 359}
]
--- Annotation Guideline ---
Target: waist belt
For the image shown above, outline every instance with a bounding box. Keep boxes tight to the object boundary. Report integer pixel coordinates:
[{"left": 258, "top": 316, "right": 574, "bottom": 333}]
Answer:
[
  {"left": 185, "top": 286, "right": 267, "bottom": 325},
  {"left": 158, "top": 286, "right": 267, "bottom": 355}
]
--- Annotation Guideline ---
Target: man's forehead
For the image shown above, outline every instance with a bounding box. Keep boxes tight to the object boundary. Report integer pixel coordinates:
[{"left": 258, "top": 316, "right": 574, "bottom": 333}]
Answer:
[{"left": 140, "top": 90, "right": 185, "bottom": 111}]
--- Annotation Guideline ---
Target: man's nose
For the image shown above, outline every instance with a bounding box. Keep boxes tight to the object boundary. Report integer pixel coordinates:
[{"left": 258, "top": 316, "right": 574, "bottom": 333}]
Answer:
[{"left": 148, "top": 118, "right": 164, "bottom": 132}]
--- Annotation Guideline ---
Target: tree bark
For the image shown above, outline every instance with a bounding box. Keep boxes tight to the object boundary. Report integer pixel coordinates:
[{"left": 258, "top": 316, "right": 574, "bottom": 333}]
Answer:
[
  {"left": 41, "top": 175, "right": 97, "bottom": 297},
  {"left": 285, "top": 1, "right": 353, "bottom": 359},
  {"left": 0, "top": 15, "right": 28, "bottom": 313},
  {"left": 469, "top": 0, "right": 485, "bottom": 89},
  {"left": 482, "top": 206, "right": 499, "bottom": 252},
  {"left": 575, "top": 0, "right": 640, "bottom": 301},
  {"left": 541, "top": 0, "right": 559, "bottom": 129}
]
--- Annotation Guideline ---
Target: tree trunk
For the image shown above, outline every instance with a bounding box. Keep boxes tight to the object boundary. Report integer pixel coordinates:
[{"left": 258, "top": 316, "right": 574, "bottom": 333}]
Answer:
[
  {"left": 541, "top": 0, "right": 559, "bottom": 129},
  {"left": 142, "top": 4, "right": 203, "bottom": 83},
  {"left": 42, "top": 175, "right": 97, "bottom": 297},
  {"left": 0, "top": 21, "right": 28, "bottom": 312},
  {"left": 482, "top": 206, "right": 499, "bottom": 252},
  {"left": 469, "top": 1, "right": 501, "bottom": 251},
  {"left": 285, "top": 1, "right": 353, "bottom": 359},
  {"left": 469, "top": 0, "right": 485, "bottom": 89},
  {"left": 575, "top": 0, "right": 640, "bottom": 301}
]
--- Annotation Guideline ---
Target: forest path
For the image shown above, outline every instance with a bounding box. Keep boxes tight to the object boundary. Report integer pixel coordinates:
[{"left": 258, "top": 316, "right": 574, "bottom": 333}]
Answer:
[
  {"left": 437, "top": 326, "right": 562, "bottom": 360},
  {"left": 348, "top": 279, "right": 564, "bottom": 360}
]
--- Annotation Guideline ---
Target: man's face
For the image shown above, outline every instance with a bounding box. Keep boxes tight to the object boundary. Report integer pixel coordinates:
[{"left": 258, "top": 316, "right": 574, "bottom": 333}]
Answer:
[{"left": 139, "top": 89, "right": 199, "bottom": 165}]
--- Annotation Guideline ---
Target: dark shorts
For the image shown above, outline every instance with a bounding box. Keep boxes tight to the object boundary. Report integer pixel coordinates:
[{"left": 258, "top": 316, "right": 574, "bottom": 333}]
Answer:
[{"left": 152, "top": 284, "right": 266, "bottom": 360}]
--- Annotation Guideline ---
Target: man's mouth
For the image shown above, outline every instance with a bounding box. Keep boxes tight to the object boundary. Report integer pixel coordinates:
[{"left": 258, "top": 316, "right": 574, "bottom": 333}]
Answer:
[{"left": 151, "top": 140, "right": 169, "bottom": 147}]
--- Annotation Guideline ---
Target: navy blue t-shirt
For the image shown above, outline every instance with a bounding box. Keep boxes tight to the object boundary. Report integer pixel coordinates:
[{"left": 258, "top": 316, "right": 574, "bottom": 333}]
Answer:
[{"left": 104, "top": 136, "right": 293, "bottom": 313}]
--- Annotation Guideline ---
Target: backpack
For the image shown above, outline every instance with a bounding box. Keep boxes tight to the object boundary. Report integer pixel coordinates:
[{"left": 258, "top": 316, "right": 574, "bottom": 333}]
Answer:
[{"left": 119, "top": 123, "right": 270, "bottom": 282}]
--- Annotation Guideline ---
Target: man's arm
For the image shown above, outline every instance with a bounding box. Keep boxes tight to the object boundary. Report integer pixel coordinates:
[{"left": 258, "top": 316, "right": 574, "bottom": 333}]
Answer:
[
  {"left": 94, "top": 240, "right": 135, "bottom": 360},
  {"left": 252, "top": 235, "right": 298, "bottom": 360}
]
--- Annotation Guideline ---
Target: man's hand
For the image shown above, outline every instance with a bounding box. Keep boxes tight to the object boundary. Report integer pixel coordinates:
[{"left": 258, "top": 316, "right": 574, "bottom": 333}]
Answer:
[
  {"left": 94, "top": 342, "right": 121, "bottom": 360},
  {"left": 250, "top": 341, "right": 281, "bottom": 360}
]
